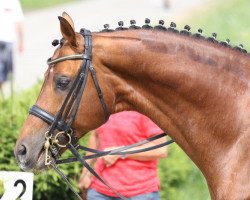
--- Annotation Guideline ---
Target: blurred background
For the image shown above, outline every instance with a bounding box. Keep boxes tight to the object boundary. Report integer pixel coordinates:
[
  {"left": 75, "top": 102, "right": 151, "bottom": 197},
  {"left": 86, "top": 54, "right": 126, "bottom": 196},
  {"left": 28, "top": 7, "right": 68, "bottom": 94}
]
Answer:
[{"left": 1, "top": 0, "right": 249, "bottom": 199}]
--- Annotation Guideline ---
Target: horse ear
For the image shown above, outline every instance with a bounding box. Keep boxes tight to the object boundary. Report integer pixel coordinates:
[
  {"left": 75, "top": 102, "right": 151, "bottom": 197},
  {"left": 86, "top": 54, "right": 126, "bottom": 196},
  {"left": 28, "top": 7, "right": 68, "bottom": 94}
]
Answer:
[
  {"left": 58, "top": 16, "right": 77, "bottom": 47},
  {"left": 62, "top": 12, "right": 75, "bottom": 30}
]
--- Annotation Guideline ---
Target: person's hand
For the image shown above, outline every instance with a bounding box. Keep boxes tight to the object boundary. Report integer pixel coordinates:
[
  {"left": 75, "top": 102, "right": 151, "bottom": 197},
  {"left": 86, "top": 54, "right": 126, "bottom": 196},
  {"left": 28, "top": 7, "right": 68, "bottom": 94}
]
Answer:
[
  {"left": 103, "top": 147, "right": 122, "bottom": 167},
  {"left": 78, "top": 172, "right": 92, "bottom": 189},
  {"left": 18, "top": 42, "right": 24, "bottom": 54}
]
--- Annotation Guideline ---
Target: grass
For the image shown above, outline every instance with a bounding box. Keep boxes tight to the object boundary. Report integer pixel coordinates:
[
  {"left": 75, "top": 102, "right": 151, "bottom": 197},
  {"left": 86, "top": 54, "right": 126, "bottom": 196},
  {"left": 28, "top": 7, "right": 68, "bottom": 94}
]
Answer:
[
  {"left": 182, "top": 0, "right": 250, "bottom": 51},
  {"left": 20, "top": 0, "right": 76, "bottom": 11}
]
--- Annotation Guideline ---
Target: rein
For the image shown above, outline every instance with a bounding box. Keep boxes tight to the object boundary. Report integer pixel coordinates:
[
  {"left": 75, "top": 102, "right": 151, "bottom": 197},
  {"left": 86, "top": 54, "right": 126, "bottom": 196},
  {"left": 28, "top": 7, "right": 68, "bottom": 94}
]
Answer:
[{"left": 29, "top": 29, "right": 174, "bottom": 200}]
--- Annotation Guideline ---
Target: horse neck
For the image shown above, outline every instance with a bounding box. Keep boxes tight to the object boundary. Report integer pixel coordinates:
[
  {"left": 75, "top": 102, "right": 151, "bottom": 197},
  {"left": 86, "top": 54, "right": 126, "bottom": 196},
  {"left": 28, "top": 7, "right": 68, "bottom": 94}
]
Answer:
[{"left": 92, "top": 30, "right": 250, "bottom": 186}]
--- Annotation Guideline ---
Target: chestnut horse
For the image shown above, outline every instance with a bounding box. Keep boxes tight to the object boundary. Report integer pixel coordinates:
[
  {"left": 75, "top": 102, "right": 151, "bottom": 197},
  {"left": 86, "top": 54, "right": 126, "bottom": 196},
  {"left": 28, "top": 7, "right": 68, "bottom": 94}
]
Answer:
[{"left": 14, "top": 13, "right": 250, "bottom": 200}]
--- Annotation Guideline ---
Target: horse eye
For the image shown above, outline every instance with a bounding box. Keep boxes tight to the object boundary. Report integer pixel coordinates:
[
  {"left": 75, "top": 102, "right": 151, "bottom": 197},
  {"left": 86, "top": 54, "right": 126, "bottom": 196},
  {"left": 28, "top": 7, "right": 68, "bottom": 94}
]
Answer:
[{"left": 56, "top": 76, "right": 71, "bottom": 90}]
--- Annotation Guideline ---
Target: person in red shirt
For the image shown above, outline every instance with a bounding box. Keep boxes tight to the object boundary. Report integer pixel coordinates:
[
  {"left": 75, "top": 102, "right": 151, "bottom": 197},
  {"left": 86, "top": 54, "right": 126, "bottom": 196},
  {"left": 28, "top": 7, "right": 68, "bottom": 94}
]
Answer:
[{"left": 78, "top": 111, "right": 167, "bottom": 200}]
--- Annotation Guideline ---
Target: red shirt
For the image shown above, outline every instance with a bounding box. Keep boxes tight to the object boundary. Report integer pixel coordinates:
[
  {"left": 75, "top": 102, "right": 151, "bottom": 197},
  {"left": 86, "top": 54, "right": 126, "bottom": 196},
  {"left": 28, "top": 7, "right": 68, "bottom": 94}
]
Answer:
[{"left": 90, "top": 111, "right": 163, "bottom": 197}]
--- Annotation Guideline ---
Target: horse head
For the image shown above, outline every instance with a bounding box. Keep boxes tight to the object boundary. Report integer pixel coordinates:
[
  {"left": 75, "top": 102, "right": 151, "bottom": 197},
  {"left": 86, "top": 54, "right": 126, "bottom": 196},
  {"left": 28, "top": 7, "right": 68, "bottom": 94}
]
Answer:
[{"left": 14, "top": 12, "right": 114, "bottom": 171}]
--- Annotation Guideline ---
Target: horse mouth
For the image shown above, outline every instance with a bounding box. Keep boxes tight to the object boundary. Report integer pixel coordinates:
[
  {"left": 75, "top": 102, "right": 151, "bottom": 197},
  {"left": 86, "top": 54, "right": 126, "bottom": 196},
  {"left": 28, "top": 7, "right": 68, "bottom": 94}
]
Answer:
[
  {"left": 36, "top": 149, "right": 46, "bottom": 169},
  {"left": 35, "top": 149, "right": 54, "bottom": 171},
  {"left": 18, "top": 147, "right": 53, "bottom": 172}
]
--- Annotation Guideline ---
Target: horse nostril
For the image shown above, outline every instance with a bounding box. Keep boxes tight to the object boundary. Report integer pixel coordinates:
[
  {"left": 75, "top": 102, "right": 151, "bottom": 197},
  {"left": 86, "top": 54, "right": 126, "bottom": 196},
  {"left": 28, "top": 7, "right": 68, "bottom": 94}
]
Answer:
[
  {"left": 15, "top": 143, "right": 28, "bottom": 163},
  {"left": 18, "top": 145, "right": 27, "bottom": 156}
]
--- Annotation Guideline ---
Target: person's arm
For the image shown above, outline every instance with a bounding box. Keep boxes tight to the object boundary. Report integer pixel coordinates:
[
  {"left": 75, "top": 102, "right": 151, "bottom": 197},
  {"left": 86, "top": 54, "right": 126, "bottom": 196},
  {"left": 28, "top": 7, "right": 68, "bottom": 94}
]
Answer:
[
  {"left": 78, "top": 131, "right": 99, "bottom": 189},
  {"left": 122, "top": 135, "right": 167, "bottom": 161},
  {"left": 127, "top": 115, "right": 167, "bottom": 161},
  {"left": 15, "top": 21, "right": 24, "bottom": 53},
  {"left": 102, "top": 135, "right": 167, "bottom": 167},
  {"left": 14, "top": 0, "right": 24, "bottom": 53}
]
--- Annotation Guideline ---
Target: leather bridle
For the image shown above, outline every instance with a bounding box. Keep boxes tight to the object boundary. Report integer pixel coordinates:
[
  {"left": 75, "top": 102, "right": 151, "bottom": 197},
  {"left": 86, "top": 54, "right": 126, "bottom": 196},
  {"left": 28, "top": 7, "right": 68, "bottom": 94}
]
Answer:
[{"left": 29, "top": 29, "right": 174, "bottom": 200}]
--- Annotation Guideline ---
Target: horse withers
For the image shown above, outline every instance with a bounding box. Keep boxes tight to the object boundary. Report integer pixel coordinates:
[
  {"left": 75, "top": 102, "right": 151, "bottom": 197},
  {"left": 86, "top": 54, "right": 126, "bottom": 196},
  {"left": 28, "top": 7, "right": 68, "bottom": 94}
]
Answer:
[{"left": 14, "top": 13, "right": 250, "bottom": 200}]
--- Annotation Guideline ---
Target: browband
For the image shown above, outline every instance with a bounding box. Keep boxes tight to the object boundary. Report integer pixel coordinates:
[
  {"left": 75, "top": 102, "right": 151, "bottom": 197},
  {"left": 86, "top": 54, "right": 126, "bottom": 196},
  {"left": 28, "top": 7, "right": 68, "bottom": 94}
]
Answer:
[{"left": 47, "top": 54, "right": 90, "bottom": 65}]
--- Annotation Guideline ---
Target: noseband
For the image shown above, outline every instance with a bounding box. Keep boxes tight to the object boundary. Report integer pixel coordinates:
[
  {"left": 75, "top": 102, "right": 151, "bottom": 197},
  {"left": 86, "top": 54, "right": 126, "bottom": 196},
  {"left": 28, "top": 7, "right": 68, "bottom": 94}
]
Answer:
[{"left": 29, "top": 29, "right": 174, "bottom": 200}]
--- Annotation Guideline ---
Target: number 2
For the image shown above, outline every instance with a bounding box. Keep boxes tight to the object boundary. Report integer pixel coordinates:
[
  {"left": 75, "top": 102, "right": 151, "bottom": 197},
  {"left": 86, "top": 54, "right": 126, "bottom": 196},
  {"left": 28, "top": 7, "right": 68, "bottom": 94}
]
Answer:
[{"left": 14, "top": 179, "right": 26, "bottom": 199}]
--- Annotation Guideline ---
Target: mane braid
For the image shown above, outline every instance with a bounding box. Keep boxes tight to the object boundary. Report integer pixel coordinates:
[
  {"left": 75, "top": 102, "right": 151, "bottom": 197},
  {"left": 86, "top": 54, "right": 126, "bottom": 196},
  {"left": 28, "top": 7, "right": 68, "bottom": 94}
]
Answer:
[{"left": 99, "top": 19, "right": 249, "bottom": 56}]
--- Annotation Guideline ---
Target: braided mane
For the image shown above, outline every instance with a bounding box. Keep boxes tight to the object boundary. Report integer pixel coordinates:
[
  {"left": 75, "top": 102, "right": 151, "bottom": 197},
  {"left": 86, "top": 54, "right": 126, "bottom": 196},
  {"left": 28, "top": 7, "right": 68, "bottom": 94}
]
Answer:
[
  {"left": 51, "top": 18, "right": 248, "bottom": 56},
  {"left": 100, "top": 19, "right": 248, "bottom": 56}
]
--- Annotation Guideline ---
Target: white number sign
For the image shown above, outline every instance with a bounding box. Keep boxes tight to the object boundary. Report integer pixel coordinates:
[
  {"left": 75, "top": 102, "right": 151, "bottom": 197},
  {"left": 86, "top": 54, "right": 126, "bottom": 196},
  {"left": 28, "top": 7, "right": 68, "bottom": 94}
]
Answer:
[{"left": 0, "top": 171, "right": 33, "bottom": 200}]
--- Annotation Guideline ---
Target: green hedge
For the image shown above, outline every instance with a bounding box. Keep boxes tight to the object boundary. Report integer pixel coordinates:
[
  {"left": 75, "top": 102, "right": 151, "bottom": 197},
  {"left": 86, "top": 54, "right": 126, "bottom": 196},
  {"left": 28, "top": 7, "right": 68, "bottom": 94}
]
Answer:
[{"left": 159, "top": 144, "right": 209, "bottom": 200}]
